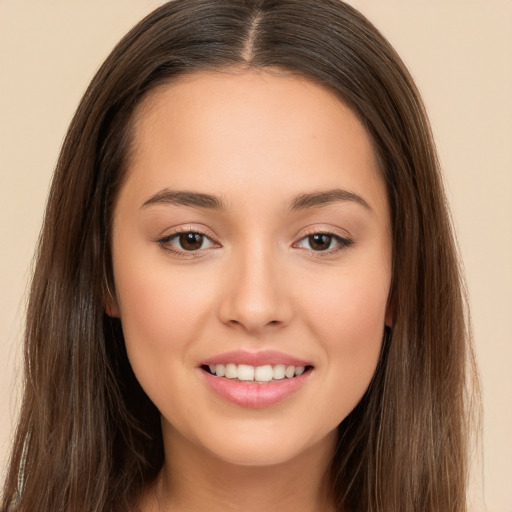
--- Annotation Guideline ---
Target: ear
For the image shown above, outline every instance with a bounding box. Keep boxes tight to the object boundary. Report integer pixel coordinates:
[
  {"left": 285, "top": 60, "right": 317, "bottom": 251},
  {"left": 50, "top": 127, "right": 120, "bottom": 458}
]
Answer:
[
  {"left": 105, "top": 288, "right": 120, "bottom": 318},
  {"left": 105, "top": 304, "right": 119, "bottom": 318},
  {"left": 385, "top": 299, "right": 394, "bottom": 328}
]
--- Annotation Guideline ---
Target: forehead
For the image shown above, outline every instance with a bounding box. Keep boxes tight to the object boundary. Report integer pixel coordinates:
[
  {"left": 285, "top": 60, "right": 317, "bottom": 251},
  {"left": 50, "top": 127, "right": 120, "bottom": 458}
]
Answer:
[{"left": 122, "top": 68, "right": 386, "bottom": 216}]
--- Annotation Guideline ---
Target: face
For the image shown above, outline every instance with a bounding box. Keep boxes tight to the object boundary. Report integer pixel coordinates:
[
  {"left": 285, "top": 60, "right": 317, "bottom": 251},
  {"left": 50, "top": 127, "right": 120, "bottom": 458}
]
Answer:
[{"left": 110, "top": 69, "right": 392, "bottom": 467}]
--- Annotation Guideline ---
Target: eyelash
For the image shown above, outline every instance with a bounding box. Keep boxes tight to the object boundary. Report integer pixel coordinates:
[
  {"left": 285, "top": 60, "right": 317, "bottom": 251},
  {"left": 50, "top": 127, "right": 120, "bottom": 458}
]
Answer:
[
  {"left": 157, "top": 227, "right": 219, "bottom": 258},
  {"left": 157, "top": 228, "right": 353, "bottom": 258},
  {"left": 293, "top": 230, "right": 354, "bottom": 255}
]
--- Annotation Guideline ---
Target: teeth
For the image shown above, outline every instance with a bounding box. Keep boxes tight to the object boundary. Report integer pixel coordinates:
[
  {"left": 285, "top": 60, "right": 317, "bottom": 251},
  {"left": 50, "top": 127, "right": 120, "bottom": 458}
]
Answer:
[
  {"left": 254, "top": 365, "right": 273, "bottom": 382},
  {"left": 285, "top": 365, "right": 295, "bottom": 378},
  {"left": 208, "top": 363, "right": 308, "bottom": 382},
  {"left": 225, "top": 363, "right": 237, "bottom": 379},
  {"left": 237, "top": 364, "right": 255, "bottom": 381},
  {"left": 273, "top": 364, "right": 286, "bottom": 380}
]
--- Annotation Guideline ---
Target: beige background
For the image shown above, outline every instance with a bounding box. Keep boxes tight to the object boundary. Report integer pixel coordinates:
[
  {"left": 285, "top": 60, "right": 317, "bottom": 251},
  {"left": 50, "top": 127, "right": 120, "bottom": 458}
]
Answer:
[{"left": 1, "top": 1, "right": 511, "bottom": 510}]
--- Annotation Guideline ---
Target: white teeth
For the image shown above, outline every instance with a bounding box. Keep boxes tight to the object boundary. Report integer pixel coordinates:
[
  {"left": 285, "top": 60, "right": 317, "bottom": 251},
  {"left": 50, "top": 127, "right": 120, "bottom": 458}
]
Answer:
[
  {"left": 254, "top": 365, "right": 273, "bottom": 382},
  {"left": 285, "top": 365, "right": 295, "bottom": 379},
  {"left": 273, "top": 364, "right": 286, "bottom": 380},
  {"left": 237, "top": 364, "right": 255, "bottom": 381},
  {"left": 225, "top": 363, "right": 237, "bottom": 379},
  {"left": 207, "top": 363, "right": 308, "bottom": 382}
]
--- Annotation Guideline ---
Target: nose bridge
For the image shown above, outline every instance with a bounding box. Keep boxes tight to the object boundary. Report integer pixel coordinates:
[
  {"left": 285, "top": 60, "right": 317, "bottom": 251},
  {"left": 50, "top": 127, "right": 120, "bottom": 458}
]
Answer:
[{"left": 218, "top": 235, "right": 291, "bottom": 333}]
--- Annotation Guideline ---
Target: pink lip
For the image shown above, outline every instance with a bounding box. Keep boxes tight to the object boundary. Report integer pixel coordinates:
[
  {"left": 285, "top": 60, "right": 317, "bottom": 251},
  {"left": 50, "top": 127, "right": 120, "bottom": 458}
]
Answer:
[
  {"left": 200, "top": 349, "right": 311, "bottom": 367},
  {"left": 201, "top": 368, "right": 312, "bottom": 408},
  {"left": 199, "top": 350, "right": 313, "bottom": 408}
]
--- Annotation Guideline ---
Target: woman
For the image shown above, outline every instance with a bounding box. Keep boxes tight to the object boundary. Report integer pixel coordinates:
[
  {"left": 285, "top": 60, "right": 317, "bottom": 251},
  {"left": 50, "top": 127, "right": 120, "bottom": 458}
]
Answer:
[{"left": 1, "top": 1, "right": 478, "bottom": 511}]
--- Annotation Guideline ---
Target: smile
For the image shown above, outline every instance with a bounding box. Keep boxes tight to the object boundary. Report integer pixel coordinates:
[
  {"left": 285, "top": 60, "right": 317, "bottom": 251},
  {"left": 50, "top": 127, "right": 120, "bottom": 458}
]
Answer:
[
  {"left": 204, "top": 363, "right": 309, "bottom": 382},
  {"left": 199, "top": 351, "right": 314, "bottom": 408}
]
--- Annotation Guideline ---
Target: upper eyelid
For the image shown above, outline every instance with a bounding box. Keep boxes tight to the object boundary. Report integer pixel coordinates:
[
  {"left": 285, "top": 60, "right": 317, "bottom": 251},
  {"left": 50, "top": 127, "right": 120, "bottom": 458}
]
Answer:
[
  {"left": 296, "top": 226, "right": 353, "bottom": 245},
  {"left": 159, "top": 225, "right": 218, "bottom": 241},
  {"left": 158, "top": 227, "right": 352, "bottom": 255},
  {"left": 293, "top": 232, "right": 353, "bottom": 251},
  {"left": 158, "top": 226, "right": 349, "bottom": 241},
  {"left": 157, "top": 229, "right": 219, "bottom": 258},
  {"left": 301, "top": 226, "right": 351, "bottom": 238}
]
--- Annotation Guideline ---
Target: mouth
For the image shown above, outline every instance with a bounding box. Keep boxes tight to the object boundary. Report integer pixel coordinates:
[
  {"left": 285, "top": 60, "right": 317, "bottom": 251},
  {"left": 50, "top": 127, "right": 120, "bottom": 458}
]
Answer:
[
  {"left": 201, "top": 363, "right": 314, "bottom": 383},
  {"left": 199, "top": 351, "right": 314, "bottom": 408}
]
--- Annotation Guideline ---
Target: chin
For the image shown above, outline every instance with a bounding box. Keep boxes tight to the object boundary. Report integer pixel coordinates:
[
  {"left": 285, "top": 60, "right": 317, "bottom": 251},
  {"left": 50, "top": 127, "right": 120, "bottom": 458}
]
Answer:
[
  {"left": 208, "top": 444, "right": 298, "bottom": 467},
  {"left": 192, "top": 422, "right": 337, "bottom": 469}
]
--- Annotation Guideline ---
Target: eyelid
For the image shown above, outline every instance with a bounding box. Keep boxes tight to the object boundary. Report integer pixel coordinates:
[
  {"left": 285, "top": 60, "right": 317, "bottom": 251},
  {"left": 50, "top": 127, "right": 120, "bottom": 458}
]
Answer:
[
  {"left": 292, "top": 227, "right": 354, "bottom": 256},
  {"left": 157, "top": 225, "right": 221, "bottom": 258},
  {"left": 156, "top": 225, "right": 354, "bottom": 258}
]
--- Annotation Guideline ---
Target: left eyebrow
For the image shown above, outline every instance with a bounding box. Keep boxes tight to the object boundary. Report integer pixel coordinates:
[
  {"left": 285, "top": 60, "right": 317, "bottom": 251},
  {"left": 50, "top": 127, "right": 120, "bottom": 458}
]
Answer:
[
  {"left": 141, "top": 189, "right": 225, "bottom": 210},
  {"left": 289, "top": 189, "right": 373, "bottom": 212}
]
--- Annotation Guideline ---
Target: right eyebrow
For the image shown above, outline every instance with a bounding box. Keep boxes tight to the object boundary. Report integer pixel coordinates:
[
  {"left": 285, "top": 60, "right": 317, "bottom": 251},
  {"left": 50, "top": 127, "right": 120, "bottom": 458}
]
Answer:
[
  {"left": 289, "top": 188, "right": 373, "bottom": 213},
  {"left": 141, "top": 189, "right": 225, "bottom": 210}
]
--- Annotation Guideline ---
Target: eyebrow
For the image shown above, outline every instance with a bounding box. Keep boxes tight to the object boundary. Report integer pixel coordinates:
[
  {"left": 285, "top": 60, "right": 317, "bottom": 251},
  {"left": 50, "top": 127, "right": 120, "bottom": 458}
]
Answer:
[
  {"left": 289, "top": 189, "right": 372, "bottom": 212},
  {"left": 141, "top": 187, "right": 372, "bottom": 212},
  {"left": 142, "top": 189, "right": 224, "bottom": 210}
]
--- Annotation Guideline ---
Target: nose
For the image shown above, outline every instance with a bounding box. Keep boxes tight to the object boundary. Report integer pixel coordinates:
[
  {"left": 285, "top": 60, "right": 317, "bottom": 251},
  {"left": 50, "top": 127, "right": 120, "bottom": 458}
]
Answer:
[{"left": 218, "top": 242, "right": 293, "bottom": 335}]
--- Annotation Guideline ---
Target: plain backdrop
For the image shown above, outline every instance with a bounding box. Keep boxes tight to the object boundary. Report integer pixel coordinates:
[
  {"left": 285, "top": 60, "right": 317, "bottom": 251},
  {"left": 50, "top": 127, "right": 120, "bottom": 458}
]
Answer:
[{"left": 0, "top": 1, "right": 511, "bottom": 510}]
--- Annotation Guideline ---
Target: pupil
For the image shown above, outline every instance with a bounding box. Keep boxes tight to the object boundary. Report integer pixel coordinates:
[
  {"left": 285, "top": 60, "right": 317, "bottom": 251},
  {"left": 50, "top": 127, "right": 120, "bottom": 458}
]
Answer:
[
  {"left": 310, "top": 234, "right": 331, "bottom": 251},
  {"left": 180, "top": 233, "right": 203, "bottom": 250}
]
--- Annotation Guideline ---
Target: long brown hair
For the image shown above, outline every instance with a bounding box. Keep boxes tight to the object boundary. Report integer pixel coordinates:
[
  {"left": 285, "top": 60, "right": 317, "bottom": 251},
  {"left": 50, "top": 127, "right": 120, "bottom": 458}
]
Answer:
[{"left": 2, "top": 1, "right": 478, "bottom": 511}]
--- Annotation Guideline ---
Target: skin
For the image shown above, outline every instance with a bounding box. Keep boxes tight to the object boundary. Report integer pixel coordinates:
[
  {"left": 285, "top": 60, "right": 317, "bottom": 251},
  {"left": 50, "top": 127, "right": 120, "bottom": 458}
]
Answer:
[{"left": 110, "top": 68, "right": 392, "bottom": 511}]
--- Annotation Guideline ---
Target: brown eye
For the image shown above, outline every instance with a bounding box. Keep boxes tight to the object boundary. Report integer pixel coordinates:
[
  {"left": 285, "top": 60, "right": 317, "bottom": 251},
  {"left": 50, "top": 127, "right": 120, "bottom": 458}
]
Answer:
[
  {"left": 294, "top": 232, "right": 353, "bottom": 254},
  {"left": 308, "top": 234, "right": 332, "bottom": 251},
  {"left": 179, "top": 232, "right": 204, "bottom": 251},
  {"left": 158, "top": 230, "right": 217, "bottom": 255}
]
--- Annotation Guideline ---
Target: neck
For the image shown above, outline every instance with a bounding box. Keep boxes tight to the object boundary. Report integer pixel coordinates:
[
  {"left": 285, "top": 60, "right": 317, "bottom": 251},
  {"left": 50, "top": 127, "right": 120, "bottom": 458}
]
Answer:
[{"left": 144, "top": 425, "right": 337, "bottom": 512}]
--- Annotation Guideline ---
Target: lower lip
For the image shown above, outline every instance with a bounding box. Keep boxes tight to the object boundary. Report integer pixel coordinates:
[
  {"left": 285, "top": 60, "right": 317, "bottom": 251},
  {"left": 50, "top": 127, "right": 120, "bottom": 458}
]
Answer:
[{"left": 201, "top": 369, "right": 312, "bottom": 408}]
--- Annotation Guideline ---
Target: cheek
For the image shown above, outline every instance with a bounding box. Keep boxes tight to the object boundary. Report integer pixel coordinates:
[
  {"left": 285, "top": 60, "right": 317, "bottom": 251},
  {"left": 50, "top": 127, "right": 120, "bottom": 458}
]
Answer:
[
  {"left": 300, "top": 263, "right": 390, "bottom": 416},
  {"left": 113, "top": 256, "right": 216, "bottom": 388},
  {"left": 306, "top": 263, "right": 389, "bottom": 345}
]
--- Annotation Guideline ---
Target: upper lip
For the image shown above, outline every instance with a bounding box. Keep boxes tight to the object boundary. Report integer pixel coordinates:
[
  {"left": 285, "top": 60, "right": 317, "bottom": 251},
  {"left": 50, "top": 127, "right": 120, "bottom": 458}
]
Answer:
[{"left": 200, "top": 350, "right": 312, "bottom": 367}]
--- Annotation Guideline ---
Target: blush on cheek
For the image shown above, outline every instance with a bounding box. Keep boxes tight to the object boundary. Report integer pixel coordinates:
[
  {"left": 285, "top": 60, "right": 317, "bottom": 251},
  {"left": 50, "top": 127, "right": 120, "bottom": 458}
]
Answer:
[
  {"left": 116, "top": 262, "right": 217, "bottom": 379},
  {"left": 306, "top": 283, "right": 387, "bottom": 411},
  {"left": 118, "top": 259, "right": 207, "bottom": 329},
  {"left": 315, "top": 281, "right": 387, "bottom": 336}
]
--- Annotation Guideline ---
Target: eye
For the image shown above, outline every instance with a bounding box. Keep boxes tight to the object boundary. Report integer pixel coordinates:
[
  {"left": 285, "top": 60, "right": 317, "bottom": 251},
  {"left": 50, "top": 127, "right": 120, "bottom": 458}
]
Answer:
[
  {"left": 158, "top": 230, "right": 218, "bottom": 254},
  {"left": 294, "top": 232, "right": 353, "bottom": 253}
]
